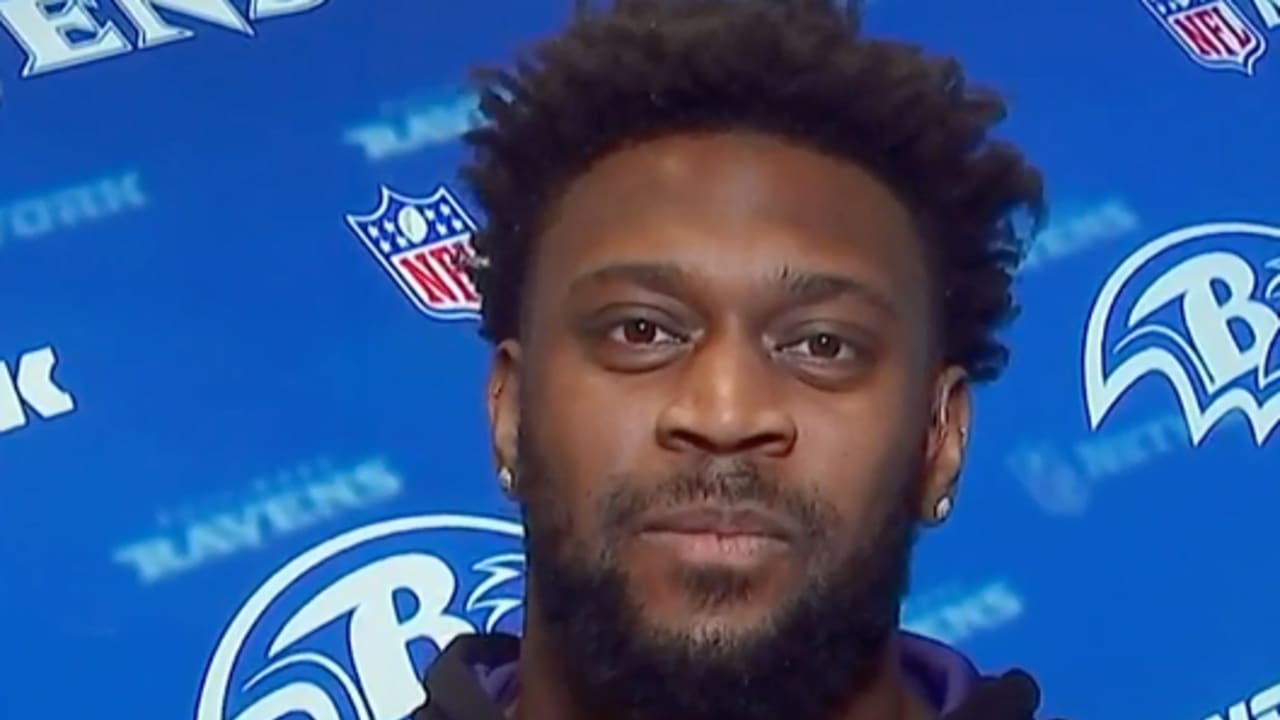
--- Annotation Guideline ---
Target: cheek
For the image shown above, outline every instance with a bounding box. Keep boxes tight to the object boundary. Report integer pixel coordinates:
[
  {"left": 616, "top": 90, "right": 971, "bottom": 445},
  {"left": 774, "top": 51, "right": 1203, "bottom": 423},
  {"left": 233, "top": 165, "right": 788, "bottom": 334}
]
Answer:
[
  {"left": 528, "top": 353, "right": 660, "bottom": 517},
  {"left": 792, "top": 377, "right": 924, "bottom": 520}
]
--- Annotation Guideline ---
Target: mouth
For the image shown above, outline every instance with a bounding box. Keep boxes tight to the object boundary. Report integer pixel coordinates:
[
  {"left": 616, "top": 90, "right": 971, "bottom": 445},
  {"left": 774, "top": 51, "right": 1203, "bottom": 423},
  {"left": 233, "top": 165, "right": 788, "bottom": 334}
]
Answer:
[{"left": 635, "top": 504, "right": 796, "bottom": 566}]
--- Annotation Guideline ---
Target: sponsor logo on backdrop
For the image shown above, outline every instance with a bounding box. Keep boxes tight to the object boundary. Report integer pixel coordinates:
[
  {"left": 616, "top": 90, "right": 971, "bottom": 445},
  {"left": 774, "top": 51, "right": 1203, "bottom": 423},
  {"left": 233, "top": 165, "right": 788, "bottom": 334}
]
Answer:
[
  {"left": 901, "top": 579, "right": 1024, "bottom": 646},
  {"left": 0, "top": 344, "right": 76, "bottom": 435},
  {"left": 1007, "top": 412, "right": 1192, "bottom": 516},
  {"left": 1140, "top": 0, "right": 1279, "bottom": 75},
  {"left": 1203, "top": 676, "right": 1280, "bottom": 720},
  {"left": 112, "top": 456, "right": 403, "bottom": 583},
  {"left": 0, "top": 170, "right": 147, "bottom": 250},
  {"left": 0, "top": 0, "right": 329, "bottom": 78},
  {"left": 344, "top": 91, "right": 483, "bottom": 162},
  {"left": 197, "top": 513, "right": 525, "bottom": 720},
  {"left": 346, "top": 185, "right": 481, "bottom": 321},
  {"left": 1083, "top": 221, "right": 1280, "bottom": 446},
  {"left": 1019, "top": 198, "right": 1140, "bottom": 273}
]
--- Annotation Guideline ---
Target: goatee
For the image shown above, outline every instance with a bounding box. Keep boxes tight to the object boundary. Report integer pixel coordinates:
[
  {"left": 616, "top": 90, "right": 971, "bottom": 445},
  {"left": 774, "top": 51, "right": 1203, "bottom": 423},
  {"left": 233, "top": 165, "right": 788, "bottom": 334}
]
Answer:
[{"left": 516, "top": 427, "right": 921, "bottom": 720}]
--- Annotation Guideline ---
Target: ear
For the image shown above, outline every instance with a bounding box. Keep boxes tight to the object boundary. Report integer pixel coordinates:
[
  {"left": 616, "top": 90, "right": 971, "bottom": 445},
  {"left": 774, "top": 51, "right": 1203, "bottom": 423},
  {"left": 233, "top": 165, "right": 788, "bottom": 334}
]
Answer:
[
  {"left": 487, "top": 339, "right": 523, "bottom": 475},
  {"left": 921, "top": 365, "right": 971, "bottom": 524}
]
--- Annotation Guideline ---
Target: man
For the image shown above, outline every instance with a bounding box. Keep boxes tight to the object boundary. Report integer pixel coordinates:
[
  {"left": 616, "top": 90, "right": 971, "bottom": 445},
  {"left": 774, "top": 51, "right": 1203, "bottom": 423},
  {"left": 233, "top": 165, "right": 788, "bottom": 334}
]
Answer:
[{"left": 415, "top": 0, "right": 1055, "bottom": 718}]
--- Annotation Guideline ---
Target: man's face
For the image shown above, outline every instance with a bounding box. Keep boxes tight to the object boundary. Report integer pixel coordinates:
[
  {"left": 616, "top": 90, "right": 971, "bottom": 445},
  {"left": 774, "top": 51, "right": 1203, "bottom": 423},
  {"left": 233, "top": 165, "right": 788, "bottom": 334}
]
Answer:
[{"left": 490, "top": 131, "right": 956, "bottom": 719}]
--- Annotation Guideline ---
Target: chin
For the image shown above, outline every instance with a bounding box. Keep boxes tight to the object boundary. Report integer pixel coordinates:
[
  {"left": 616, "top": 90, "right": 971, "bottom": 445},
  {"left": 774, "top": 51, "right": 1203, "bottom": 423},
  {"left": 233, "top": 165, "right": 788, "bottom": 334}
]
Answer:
[
  {"left": 631, "top": 612, "right": 783, "bottom": 666},
  {"left": 637, "top": 585, "right": 792, "bottom": 641}
]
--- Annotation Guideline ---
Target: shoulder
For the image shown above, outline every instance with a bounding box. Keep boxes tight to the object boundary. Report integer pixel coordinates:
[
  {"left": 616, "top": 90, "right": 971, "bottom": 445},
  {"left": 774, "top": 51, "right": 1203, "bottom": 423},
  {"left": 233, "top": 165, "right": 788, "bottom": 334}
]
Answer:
[{"left": 413, "top": 634, "right": 521, "bottom": 720}]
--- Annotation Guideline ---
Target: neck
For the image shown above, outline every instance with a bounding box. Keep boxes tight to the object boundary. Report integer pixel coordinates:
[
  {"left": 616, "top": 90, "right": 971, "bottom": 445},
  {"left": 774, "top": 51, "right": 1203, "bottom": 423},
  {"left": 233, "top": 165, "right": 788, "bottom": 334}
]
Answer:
[
  {"left": 509, "top": 618, "right": 588, "bottom": 720},
  {"left": 512, "top": 617, "right": 934, "bottom": 720}
]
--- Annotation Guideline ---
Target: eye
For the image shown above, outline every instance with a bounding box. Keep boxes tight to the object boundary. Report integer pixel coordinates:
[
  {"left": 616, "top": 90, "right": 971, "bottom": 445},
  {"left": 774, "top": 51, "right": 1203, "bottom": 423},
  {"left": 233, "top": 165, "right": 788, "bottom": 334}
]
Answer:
[
  {"left": 779, "top": 332, "right": 857, "bottom": 361},
  {"left": 608, "top": 317, "right": 684, "bottom": 346}
]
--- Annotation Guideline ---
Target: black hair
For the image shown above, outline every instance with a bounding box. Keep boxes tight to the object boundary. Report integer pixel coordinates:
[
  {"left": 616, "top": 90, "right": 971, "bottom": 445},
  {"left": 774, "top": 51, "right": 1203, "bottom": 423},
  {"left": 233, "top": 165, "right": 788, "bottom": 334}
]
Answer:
[{"left": 460, "top": 0, "right": 1046, "bottom": 383}]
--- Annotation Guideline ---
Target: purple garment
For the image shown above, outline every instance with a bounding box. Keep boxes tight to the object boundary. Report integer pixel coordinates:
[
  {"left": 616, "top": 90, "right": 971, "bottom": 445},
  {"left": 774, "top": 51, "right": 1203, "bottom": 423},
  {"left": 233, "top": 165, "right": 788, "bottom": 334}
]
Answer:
[{"left": 472, "top": 631, "right": 979, "bottom": 715}]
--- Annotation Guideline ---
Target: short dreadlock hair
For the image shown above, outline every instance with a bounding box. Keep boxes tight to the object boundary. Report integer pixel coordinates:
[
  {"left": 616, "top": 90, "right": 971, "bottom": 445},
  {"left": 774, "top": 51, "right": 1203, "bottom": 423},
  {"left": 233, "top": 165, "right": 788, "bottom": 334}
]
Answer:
[{"left": 460, "top": 0, "right": 1046, "bottom": 383}]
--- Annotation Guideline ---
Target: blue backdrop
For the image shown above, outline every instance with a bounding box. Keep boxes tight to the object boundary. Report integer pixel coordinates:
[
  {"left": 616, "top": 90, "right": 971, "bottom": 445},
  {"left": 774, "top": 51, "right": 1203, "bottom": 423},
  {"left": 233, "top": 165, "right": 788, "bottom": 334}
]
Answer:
[{"left": 1, "top": 1, "right": 1276, "bottom": 719}]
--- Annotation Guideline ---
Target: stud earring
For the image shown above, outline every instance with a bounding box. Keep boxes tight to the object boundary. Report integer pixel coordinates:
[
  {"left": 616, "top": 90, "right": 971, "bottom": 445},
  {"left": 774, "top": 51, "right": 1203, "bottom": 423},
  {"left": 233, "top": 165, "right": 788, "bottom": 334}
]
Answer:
[
  {"left": 497, "top": 466, "right": 516, "bottom": 496},
  {"left": 932, "top": 495, "right": 953, "bottom": 524}
]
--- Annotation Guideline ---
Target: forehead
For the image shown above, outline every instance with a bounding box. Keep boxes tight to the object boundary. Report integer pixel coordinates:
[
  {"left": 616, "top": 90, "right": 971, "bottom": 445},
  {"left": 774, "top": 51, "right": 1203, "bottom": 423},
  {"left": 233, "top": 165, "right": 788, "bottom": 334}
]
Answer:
[{"left": 531, "top": 131, "right": 930, "bottom": 312}]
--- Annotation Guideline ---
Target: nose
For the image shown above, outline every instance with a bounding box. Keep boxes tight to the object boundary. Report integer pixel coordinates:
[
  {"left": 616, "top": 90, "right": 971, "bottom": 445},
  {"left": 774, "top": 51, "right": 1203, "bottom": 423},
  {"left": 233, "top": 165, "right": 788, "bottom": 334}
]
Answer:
[{"left": 655, "top": 332, "right": 797, "bottom": 457}]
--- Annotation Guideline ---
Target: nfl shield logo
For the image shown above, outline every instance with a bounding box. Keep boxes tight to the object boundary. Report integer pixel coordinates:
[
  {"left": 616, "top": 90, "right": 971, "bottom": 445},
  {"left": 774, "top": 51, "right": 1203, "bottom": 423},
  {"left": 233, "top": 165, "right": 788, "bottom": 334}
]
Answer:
[
  {"left": 1141, "top": 0, "right": 1268, "bottom": 75},
  {"left": 346, "top": 185, "right": 482, "bottom": 321}
]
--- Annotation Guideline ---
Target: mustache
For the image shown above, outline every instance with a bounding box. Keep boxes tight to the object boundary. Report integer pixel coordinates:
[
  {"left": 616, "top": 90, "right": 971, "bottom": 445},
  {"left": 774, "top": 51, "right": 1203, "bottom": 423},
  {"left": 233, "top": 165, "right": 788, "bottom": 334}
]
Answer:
[{"left": 598, "top": 458, "right": 831, "bottom": 543}]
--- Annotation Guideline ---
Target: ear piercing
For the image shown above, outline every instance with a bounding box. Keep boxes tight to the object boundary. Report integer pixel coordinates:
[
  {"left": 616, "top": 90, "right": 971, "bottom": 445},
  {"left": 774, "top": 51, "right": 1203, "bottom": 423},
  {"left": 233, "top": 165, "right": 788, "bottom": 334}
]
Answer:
[{"left": 932, "top": 495, "right": 953, "bottom": 524}]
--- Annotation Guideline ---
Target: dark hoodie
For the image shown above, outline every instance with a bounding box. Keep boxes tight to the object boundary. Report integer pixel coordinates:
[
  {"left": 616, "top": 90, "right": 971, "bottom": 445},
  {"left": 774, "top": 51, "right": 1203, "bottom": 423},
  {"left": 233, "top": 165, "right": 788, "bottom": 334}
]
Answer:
[{"left": 412, "top": 631, "right": 1050, "bottom": 720}]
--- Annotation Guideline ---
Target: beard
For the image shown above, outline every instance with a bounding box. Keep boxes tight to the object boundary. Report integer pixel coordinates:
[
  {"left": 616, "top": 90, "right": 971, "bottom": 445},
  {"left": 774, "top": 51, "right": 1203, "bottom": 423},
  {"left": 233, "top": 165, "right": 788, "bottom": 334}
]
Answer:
[{"left": 516, "top": 426, "right": 922, "bottom": 720}]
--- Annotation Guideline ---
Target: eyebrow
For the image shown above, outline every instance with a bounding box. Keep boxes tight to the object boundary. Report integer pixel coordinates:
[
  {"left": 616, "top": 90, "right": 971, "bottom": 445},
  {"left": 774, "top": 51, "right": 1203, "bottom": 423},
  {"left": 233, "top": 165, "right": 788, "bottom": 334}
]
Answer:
[
  {"left": 567, "top": 261, "right": 896, "bottom": 316},
  {"left": 568, "top": 262, "right": 691, "bottom": 297},
  {"left": 774, "top": 265, "right": 896, "bottom": 316}
]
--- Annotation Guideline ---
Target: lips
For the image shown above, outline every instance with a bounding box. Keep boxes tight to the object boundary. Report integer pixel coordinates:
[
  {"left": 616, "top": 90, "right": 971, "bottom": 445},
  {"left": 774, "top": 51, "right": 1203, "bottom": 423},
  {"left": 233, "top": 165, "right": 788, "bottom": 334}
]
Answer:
[{"left": 639, "top": 504, "right": 796, "bottom": 541}]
